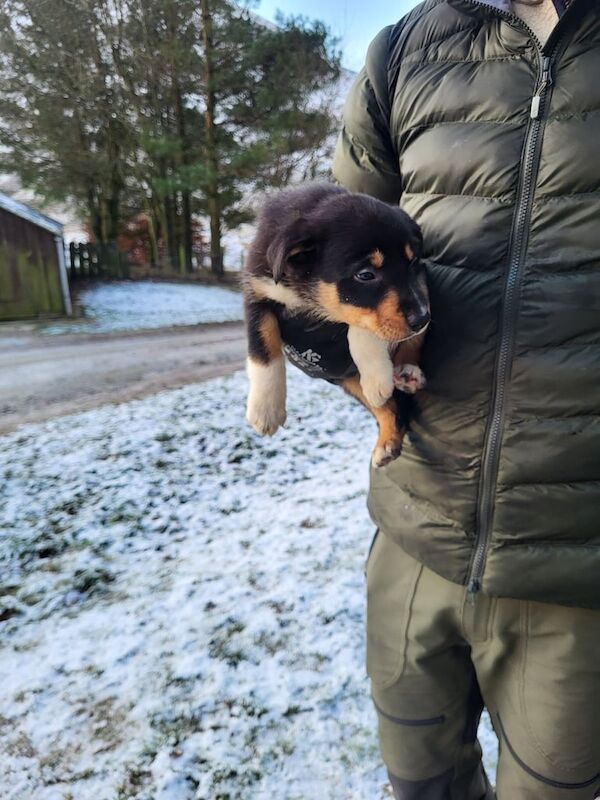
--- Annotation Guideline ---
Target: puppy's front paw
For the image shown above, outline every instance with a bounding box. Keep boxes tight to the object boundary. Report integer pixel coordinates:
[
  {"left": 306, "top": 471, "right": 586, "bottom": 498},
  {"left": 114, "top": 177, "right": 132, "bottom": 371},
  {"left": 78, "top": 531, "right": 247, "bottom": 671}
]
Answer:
[
  {"left": 246, "top": 395, "right": 286, "bottom": 436},
  {"left": 360, "top": 369, "right": 394, "bottom": 408},
  {"left": 394, "top": 364, "right": 426, "bottom": 395}
]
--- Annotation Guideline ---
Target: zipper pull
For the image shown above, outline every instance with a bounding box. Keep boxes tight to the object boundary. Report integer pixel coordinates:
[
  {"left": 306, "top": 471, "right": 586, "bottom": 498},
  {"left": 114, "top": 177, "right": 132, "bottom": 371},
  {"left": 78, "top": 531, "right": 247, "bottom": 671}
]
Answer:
[
  {"left": 530, "top": 56, "right": 553, "bottom": 119},
  {"left": 466, "top": 577, "right": 481, "bottom": 605}
]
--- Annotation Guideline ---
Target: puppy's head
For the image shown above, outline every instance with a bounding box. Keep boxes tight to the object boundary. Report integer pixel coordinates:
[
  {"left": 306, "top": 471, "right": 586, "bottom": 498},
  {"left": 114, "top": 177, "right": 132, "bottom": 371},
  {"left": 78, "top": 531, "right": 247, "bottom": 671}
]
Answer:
[{"left": 264, "top": 188, "right": 429, "bottom": 342}]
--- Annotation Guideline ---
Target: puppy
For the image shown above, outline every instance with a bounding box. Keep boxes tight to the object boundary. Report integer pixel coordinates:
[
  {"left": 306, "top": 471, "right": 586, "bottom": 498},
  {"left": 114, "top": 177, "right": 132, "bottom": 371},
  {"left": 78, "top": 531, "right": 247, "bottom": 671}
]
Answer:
[{"left": 242, "top": 182, "right": 430, "bottom": 468}]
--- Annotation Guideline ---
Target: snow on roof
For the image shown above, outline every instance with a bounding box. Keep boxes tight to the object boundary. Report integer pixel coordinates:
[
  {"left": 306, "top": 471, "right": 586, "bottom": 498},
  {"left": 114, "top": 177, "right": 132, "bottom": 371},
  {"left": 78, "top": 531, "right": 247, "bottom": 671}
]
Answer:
[{"left": 0, "top": 191, "right": 64, "bottom": 236}]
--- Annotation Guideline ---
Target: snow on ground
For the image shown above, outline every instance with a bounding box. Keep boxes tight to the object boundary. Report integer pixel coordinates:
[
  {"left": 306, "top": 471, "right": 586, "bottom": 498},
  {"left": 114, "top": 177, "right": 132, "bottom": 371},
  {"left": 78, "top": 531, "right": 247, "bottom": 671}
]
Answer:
[
  {"left": 0, "top": 369, "right": 498, "bottom": 800},
  {"left": 41, "top": 281, "right": 243, "bottom": 336}
]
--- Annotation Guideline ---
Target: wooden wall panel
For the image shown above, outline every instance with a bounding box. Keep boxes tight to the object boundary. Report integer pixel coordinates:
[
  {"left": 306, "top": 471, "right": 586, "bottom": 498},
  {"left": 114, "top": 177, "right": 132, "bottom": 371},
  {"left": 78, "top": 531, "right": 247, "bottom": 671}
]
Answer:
[{"left": 0, "top": 207, "right": 65, "bottom": 320}]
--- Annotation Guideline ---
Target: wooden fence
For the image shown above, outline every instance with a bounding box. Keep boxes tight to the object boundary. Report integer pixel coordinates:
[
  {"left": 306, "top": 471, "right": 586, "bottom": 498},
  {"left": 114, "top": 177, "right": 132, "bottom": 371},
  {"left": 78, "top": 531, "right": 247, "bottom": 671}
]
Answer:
[{"left": 66, "top": 242, "right": 129, "bottom": 282}]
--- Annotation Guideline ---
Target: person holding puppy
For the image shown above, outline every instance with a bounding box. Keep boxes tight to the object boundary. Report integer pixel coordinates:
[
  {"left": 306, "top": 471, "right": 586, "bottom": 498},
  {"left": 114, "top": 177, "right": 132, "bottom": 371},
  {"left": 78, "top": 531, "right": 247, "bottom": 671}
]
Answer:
[{"left": 333, "top": 1, "right": 600, "bottom": 798}]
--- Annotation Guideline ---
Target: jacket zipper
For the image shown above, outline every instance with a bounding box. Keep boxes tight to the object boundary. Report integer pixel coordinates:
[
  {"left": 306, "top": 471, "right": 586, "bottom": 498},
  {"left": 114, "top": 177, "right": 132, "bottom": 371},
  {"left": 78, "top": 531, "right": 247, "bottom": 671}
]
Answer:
[{"left": 466, "top": 45, "right": 561, "bottom": 602}]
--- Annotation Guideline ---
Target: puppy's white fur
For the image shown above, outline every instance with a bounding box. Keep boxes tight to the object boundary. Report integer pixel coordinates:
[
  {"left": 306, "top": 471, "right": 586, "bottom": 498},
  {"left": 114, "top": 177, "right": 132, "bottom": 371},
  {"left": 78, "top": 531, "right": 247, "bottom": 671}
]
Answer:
[
  {"left": 347, "top": 326, "right": 394, "bottom": 408},
  {"left": 246, "top": 356, "right": 287, "bottom": 435},
  {"left": 251, "top": 278, "right": 305, "bottom": 312}
]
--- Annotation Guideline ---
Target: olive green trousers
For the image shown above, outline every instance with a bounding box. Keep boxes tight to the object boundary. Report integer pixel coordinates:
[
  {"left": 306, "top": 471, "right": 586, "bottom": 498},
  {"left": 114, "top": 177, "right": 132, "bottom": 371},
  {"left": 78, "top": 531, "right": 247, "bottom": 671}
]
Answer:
[{"left": 366, "top": 529, "right": 600, "bottom": 800}]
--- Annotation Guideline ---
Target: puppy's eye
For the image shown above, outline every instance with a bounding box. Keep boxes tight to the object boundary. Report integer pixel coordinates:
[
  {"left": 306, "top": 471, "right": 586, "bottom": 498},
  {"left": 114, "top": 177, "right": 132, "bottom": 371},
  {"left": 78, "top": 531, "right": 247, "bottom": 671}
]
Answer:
[{"left": 354, "top": 269, "right": 377, "bottom": 282}]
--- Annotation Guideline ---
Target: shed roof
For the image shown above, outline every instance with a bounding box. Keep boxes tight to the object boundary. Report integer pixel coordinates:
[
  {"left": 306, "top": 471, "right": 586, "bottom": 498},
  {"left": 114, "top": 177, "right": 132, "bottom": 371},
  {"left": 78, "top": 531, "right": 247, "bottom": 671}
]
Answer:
[{"left": 0, "top": 191, "right": 64, "bottom": 236}]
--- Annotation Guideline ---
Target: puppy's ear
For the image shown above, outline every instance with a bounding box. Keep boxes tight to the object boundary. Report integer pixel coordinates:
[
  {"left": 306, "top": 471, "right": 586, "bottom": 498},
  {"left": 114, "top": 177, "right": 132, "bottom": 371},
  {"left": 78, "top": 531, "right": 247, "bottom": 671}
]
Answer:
[
  {"left": 406, "top": 218, "right": 423, "bottom": 260},
  {"left": 396, "top": 207, "right": 423, "bottom": 262},
  {"left": 266, "top": 216, "right": 319, "bottom": 284}
]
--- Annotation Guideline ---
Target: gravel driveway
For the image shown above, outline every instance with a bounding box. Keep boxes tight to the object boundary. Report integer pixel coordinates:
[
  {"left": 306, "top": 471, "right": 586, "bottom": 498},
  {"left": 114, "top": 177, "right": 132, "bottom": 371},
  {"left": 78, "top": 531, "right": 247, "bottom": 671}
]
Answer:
[{"left": 0, "top": 321, "right": 246, "bottom": 433}]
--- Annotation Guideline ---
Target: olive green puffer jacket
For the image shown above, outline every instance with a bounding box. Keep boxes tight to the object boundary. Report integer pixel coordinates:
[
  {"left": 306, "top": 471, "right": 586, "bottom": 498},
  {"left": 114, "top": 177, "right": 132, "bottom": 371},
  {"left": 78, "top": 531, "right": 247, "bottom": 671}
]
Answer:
[{"left": 333, "top": 0, "right": 600, "bottom": 609}]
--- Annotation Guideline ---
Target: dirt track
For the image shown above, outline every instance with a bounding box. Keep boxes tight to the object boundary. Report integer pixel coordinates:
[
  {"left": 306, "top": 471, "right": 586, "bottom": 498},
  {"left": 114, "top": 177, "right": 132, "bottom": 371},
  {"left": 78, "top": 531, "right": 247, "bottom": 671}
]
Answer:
[{"left": 0, "top": 321, "right": 246, "bottom": 433}]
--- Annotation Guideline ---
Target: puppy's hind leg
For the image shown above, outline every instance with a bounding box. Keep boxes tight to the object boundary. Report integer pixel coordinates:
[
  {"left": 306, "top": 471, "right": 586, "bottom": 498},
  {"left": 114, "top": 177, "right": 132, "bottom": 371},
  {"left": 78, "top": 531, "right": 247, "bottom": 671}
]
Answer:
[
  {"left": 342, "top": 375, "right": 406, "bottom": 468},
  {"left": 245, "top": 300, "right": 287, "bottom": 436}
]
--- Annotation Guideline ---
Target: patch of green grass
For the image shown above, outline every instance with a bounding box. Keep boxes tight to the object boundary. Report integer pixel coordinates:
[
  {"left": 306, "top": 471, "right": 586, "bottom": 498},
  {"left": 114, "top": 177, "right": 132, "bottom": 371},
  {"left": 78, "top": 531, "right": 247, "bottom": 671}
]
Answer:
[
  {"left": 150, "top": 707, "right": 202, "bottom": 743},
  {"left": 208, "top": 617, "right": 248, "bottom": 667},
  {"left": 211, "top": 765, "right": 263, "bottom": 796},
  {"left": 0, "top": 596, "right": 25, "bottom": 622},
  {"left": 19, "top": 530, "right": 70, "bottom": 562},
  {"left": 73, "top": 567, "right": 115, "bottom": 596},
  {"left": 84, "top": 664, "right": 105, "bottom": 678},
  {"left": 116, "top": 764, "right": 152, "bottom": 799},
  {"left": 266, "top": 599, "right": 294, "bottom": 615},
  {"left": 105, "top": 505, "right": 140, "bottom": 525},
  {"left": 300, "top": 517, "right": 325, "bottom": 529},
  {"left": 253, "top": 631, "right": 289, "bottom": 656},
  {"left": 52, "top": 495, "right": 87, "bottom": 517}
]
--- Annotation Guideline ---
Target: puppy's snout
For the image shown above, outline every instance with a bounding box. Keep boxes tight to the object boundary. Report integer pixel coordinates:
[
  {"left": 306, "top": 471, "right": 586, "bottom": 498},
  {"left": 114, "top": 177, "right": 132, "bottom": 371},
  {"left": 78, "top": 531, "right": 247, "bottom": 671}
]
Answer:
[{"left": 406, "top": 308, "right": 430, "bottom": 332}]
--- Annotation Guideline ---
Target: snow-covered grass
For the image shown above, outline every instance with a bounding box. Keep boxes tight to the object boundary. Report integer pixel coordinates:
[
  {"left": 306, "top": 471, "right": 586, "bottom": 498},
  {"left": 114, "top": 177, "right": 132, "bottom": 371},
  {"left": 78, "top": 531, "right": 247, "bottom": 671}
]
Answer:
[
  {"left": 41, "top": 281, "right": 243, "bottom": 335},
  {"left": 0, "top": 370, "right": 498, "bottom": 799}
]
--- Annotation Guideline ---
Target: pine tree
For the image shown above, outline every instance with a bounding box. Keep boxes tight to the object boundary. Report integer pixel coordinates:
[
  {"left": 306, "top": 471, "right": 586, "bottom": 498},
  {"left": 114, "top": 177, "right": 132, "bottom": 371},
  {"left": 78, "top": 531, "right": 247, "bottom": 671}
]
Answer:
[
  {"left": 0, "top": 0, "right": 131, "bottom": 273},
  {"left": 118, "top": 0, "right": 204, "bottom": 273},
  {"left": 194, "top": 2, "right": 341, "bottom": 273},
  {"left": 0, "top": 0, "right": 341, "bottom": 276}
]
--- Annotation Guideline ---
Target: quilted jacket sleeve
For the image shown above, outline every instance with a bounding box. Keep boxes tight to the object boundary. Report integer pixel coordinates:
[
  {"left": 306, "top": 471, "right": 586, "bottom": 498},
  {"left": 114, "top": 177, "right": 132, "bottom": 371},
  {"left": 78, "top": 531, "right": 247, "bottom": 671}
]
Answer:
[{"left": 332, "top": 25, "right": 402, "bottom": 204}]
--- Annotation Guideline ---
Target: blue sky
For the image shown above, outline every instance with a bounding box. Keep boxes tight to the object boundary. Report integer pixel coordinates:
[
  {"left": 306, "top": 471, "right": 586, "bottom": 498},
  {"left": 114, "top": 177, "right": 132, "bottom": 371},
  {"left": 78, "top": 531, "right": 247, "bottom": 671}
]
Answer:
[{"left": 256, "top": 0, "right": 419, "bottom": 71}]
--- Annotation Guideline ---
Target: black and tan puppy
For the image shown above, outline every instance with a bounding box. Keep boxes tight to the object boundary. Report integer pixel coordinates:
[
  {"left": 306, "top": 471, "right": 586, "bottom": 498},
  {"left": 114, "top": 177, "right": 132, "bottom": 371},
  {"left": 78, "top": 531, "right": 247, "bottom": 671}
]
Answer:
[{"left": 243, "top": 183, "right": 430, "bottom": 467}]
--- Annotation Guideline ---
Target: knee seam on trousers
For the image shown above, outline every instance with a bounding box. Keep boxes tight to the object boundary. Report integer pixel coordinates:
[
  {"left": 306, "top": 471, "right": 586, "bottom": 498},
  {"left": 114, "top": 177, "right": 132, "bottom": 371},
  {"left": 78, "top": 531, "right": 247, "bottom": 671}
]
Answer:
[
  {"left": 388, "top": 767, "right": 454, "bottom": 798},
  {"left": 497, "top": 713, "right": 600, "bottom": 790},
  {"left": 373, "top": 698, "right": 445, "bottom": 726}
]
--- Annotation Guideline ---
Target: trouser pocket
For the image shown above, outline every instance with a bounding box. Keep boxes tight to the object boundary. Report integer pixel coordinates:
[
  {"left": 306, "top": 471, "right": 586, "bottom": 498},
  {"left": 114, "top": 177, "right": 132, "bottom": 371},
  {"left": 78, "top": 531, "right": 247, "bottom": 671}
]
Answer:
[
  {"left": 366, "top": 531, "right": 423, "bottom": 688},
  {"left": 368, "top": 549, "right": 494, "bottom": 798},
  {"left": 517, "top": 601, "right": 600, "bottom": 773},
  {"left": 364, "top": 527, "right": 380, "bottom": 575}
]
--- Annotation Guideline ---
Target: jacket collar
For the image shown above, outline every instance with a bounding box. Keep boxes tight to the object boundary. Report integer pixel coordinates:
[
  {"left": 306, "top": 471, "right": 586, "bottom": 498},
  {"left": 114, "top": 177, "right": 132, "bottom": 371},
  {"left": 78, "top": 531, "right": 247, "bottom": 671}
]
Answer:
[
  {"left": 475, "top": 0, "right": 511, "bottom": 9},
  {"left": 474, "top": 0, "right": 569, "bottom": 10}
]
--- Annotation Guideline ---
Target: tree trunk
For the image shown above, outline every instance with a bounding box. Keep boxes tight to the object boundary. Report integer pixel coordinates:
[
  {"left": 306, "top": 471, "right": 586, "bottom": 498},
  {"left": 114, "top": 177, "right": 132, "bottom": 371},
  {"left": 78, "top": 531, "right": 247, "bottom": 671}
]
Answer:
[
  {"left": 159, "top": 194, "right": 170, "bottom": 272},
  {"left": 182, "top": 189, "right": 193, "bottom": 273},
  {"left": 170, "top": 10, "right": 194, "bottom": 275},
  {"left": 87, "top": 188, "right": 102, "bottom": 244},
  {"left": 164, "top": 192, "right": 179, "bottom": 271},
  {"left": 147, "top": 207, "right": 159, "bottom": 267},
  {"left": 200, "top": 0, "right": 223, "bottom": 276}
]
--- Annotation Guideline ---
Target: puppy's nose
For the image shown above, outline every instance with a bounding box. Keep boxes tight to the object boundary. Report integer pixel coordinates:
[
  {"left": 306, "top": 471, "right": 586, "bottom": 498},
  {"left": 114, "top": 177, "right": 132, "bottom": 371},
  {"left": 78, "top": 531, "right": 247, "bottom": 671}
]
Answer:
[{"left": 406, "top": 308, "right": 430, "bottom": 331}]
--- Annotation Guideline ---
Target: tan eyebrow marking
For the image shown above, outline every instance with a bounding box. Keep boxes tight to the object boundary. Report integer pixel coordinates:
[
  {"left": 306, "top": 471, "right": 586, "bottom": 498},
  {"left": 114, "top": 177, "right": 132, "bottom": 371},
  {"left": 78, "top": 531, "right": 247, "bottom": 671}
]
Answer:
[
  {"left": 405, "top": 244, "right": 415, "bottom": 261},
  {"left": 368, "top": 249, "right": 385, "bottom": 268}
]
